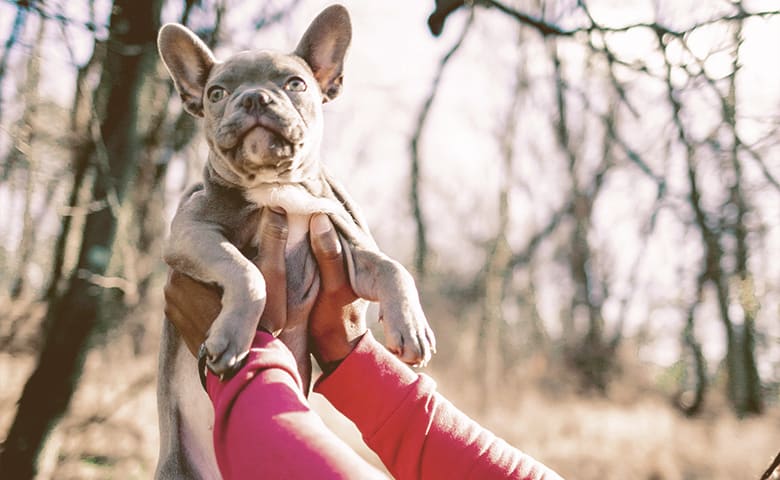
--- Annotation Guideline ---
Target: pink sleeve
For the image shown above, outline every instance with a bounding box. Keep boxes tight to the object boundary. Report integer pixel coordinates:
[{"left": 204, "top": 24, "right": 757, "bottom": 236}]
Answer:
[
  {"left": 206, "top": 330, "right": 386, "bottom": 480},
  {"left": 313, "top": 331, "right": 564, "bottom": 480}
]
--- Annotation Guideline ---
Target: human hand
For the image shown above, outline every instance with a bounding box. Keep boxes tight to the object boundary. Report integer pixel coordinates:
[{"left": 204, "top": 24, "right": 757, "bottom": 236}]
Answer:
[
  {"left": 307, "top": 214, "right": 367, "bottom": 373},
  {"left": 163, "top": 208, "right": 290, "bottom": 357}
]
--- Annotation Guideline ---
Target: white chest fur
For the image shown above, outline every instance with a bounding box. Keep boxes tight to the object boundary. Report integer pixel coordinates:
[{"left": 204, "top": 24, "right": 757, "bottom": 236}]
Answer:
[{"left": 245, "top": 183, "right": 343, "bottom": 252}]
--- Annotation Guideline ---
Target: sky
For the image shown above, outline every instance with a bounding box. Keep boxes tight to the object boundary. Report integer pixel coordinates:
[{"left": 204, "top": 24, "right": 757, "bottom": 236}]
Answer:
[{"left": 1, "top": 0, "right": 779, "bottom": 373}]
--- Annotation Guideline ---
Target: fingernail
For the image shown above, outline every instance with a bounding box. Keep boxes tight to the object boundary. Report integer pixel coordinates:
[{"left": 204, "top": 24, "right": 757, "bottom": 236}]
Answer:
[
  {"left": 311, "top": 214, "right": 332, "bottom": 235},
  {"left": 268, "top": 207, "right": 286, "bottom": 215}
]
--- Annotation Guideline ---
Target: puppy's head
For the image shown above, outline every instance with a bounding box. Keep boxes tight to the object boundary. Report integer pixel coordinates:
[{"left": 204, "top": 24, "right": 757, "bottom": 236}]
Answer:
[{"left": 158, "top": 5, "right": 351, "bottom": 186}]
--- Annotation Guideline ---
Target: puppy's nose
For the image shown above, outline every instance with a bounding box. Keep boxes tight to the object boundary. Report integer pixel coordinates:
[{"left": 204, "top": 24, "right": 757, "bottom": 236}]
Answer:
[{"left": 241, "top": 89, "right": 273, "bottom": 112}]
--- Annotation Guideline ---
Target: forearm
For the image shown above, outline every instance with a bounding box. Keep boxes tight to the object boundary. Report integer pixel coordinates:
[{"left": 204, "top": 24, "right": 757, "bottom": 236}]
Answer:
[
  {"left": 314, "top": 331, "right": 564, "bottom": 480},
  {"left": 206, "top": 331, "right": 385, "bottom": 480}
]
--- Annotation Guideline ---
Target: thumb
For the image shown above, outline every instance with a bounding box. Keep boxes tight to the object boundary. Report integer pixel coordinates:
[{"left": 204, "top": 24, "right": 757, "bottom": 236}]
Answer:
[
  {"left": 259, "top": 208, "right": 288, "bottom": 252},
  {"left": 310, "top": 214, "right": 349, "bottom": 293},
  {"left": 256, "top": 208, "right": 288, "bottom": 334}
]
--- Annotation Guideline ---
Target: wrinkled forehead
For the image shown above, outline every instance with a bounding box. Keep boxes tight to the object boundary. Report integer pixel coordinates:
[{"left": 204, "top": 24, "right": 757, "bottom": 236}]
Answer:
[{"left": 208, "top": 50, "right": 314, "bottom": 86}]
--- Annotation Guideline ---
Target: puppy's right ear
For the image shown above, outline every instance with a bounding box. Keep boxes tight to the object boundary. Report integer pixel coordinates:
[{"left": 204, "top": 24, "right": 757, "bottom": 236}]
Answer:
[{"left": 158, "top": 24, "right": 216, "bottom": 117}]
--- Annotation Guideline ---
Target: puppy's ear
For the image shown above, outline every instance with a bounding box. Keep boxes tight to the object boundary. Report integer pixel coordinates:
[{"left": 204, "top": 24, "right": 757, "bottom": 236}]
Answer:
[
  {"left": 158, "top": 23, "right": 216, "bottom": 117},
  {"left": 294, "top": 5, "right": 351, "bottom": 103}
]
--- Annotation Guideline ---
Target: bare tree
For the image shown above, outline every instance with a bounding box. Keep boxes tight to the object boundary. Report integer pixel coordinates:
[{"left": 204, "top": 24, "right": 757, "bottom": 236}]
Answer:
[
  {"left": 676, "top": 272, "right": 708, "bottom": 416},
  {"left": 547, "top": 36, "right": 619, "bottom": 392},
  {"left": 656, "top": 16, "right": 762, "bottom": 415},
  {"left": 410, "top": 12, "right": 473, "bottom": 278},
  {"left": 476, "top": 35, "right": 523, "bottom": 395},
  {"left": 0, "top": 3, "right": 28, "bottom": 133},
  {"left": 43, "top": 16, "right": 105, "bottom": 301},
  {"left": 723, "top": 13, "right": 762, "bottom": 415},
  {"left": 0, "top": 0, "right": 163, "bottom": 475},
  {"left": 426, "top": 0, "right": 779, "bottom": 411},
  {"left": 8, "top": 18, "right": 46, "bottom": 300}
]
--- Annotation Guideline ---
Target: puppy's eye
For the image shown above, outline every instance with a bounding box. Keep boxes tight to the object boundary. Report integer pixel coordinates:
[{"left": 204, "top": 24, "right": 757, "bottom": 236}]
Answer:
[
  {"left": 207, "top": 86, "right": 227, "bottom": 103},
  {"left": 284, "top": 77, "right": 307, "bottom": 92}
]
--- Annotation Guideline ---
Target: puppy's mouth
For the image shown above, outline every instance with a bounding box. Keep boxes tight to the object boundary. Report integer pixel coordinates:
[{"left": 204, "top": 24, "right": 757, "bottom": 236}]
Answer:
[
  {"left": 239, "top": 125, "right": 296, "bottom": 161},
  {"left": 216, "top": 116, "right": 303, "bottom": 161}
]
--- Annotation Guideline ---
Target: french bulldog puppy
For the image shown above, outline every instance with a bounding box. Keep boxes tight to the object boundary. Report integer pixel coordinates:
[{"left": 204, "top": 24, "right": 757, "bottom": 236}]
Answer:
[{"left": 155, "top": 5, "right": 435, "bottom": 478}]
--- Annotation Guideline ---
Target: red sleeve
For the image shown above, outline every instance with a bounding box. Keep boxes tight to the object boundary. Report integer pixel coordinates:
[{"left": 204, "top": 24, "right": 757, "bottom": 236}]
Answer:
[
  {"left": 313, "top": 331, "right": 564, "bottom": 480},
  {"left": 206, "top": 330, "right": 386, "bottom": 480}
]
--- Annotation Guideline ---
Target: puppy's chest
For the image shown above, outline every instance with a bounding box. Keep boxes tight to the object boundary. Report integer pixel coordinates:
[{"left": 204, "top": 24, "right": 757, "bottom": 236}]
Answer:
[{"left": 244, "top": 183, "right": 346, "bottom": 252}]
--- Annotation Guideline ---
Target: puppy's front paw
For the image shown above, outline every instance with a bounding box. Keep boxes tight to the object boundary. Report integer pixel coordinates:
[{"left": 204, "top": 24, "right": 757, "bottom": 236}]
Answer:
[
  {"left": 203, "top": 303, "right": 263, "bottom": 377},
  {"left": 380, "top": 299, "right": 436, "bottom": 367},
  {"left": 350, "top": 250, "right": 437, "bottom": 366}
]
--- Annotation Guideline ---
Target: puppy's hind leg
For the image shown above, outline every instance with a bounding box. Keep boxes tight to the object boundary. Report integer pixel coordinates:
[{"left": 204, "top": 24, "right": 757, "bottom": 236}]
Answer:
[{"left": 156, "top": 320, "right": 221, "bottom": 480}]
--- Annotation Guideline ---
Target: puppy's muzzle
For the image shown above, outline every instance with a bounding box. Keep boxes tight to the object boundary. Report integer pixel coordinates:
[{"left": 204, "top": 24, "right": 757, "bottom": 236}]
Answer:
[{"left": 239, "top": 88, "right": 274, "bottom": 114}]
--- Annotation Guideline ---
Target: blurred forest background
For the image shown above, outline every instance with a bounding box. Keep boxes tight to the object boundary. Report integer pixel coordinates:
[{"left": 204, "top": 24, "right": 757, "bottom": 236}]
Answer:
[{"left": 0, "top": 0, "right": 779, "bottom": 478}]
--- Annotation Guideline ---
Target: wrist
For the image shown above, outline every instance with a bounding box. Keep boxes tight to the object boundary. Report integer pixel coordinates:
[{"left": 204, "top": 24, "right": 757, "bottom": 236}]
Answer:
[{"left": 312, "top": 331, "right": 363, "bottom": 374}]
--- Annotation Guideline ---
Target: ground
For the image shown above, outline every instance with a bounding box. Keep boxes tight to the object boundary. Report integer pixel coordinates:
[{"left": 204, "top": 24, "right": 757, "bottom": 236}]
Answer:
[{"left": 1, "top": 298, "right": 778, "bottom": 479}]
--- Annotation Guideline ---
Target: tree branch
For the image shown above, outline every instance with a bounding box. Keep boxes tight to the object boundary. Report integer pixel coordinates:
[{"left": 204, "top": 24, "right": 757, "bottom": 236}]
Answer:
[
  {"left": 507, "top": 200, "right": 571, "bottom": 270},
  {"left": 409, "top": 9, "right": 474, "bottom": 276}
]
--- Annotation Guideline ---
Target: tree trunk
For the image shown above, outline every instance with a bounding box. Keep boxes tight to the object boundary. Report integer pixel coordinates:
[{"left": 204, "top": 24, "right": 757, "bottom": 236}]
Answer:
[
  {"left": 550, "top": 39, "right": 613, "bottom": 392},
  {"left": 43, "top": 41, "right": 107, "bottom": 301},
  {"left": 477, "top": 27, "right": 523, "bottom": 401},
  {"left": 524, "top": 265, "right": 550, "bottom": 350},
  {"left": 0, "top": 1, "right": 162, "bottom": 476},
  {"left": 725, "top": 18, "right": 763, "bottom": 415},
  {"left": 0, "top": 5, "right": 27, "bottom": 133},
  {"left": 676, "top": 275, "right": 708, "bottom": 416},
  {"left": 9, "top": 18, "right": 45, "bottom": 300},
  {"left": 683, "top": 144, "right": 744, "bottom": 413},
  {"left": 729, "top": 133, "right": 763, "bottom": 416},
  {"left": 659, "top": 31, "right": 749, "bottom": 415},
  {"left": 409, "top": 14, "right": 472, "bottom": 278}
]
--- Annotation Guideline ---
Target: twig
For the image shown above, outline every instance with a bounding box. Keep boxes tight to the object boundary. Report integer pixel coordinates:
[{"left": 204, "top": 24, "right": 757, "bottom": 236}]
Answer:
[
  {"left": 484, "top": 0, "right": 780, "bottom": 37},
  {"left": 507, "top": 200, "right": 571, "bottom": 270},
  {"left": 761, "top": 449, "right": 780, "bottom": 480},
  {"left": 672, "top": 30, "right": 780, "bottom": 195},
  {"left": 478, "top": 0, "right": 575, "bottom": 36},
  {"left": 254, "top": 0, "right": 302, "bottom": 30},
  {"left": 477, "top": 0, "right": 780, "bottom": 79},
  {"left": 3, "top": 0, "right": 107, "bottom": 34},
  {"left": 409, "top": 9, "right": 474, "bottom": 276},
  {"left": 0, "top": 5, "right": 27, "bottom": 131}
]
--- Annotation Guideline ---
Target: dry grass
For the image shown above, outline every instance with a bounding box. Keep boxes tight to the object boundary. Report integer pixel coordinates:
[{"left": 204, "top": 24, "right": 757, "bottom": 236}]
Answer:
[
  {"left": 1, "top": 302, "right": 778, "bottom": 479},
  {"left": 462, "top": 392, "right": 779, "bottom": 480}
]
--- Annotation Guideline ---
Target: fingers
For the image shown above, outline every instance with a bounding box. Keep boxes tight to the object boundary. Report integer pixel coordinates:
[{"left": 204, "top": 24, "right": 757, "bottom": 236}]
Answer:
[
  {"left": 256, "top": 208, "right": 288, "bottom": 334},
  {"left": 164, "top": 270, "right": 221, "bottom": 356},
  {"left": 166, "top": 305, "right": 203, "bottom": 357},
  {"left": 256, "top": 208, "right": 289, "bottom": 268},
  {"left": 309, "top": 214, "right": 349, "bottom": 294},
  {"left": 164, "top": 269, "right": 222, "bottom": 325}
]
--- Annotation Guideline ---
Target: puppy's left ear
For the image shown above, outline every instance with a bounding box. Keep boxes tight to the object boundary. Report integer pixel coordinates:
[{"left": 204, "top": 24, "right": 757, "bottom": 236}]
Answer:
[{"left": 294, "top": 5, "right": 351, "bottom": 103}]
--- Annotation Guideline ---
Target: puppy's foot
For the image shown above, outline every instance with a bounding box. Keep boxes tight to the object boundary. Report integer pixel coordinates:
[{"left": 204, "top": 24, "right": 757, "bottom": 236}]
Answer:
[
  {"left": 203, "top": 304, "right": 263, "bottom": 377},
  {"left": 380, "top": 301, "right": 436, "bottom": 367},
  {"left": 203, "top": 333, "right": 248, "bottom": 378}
]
